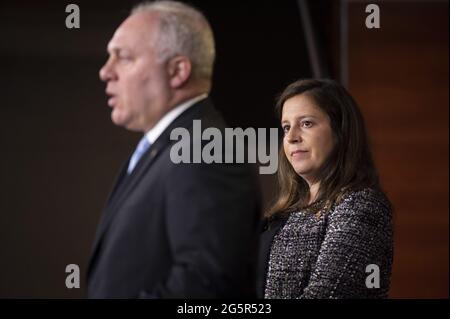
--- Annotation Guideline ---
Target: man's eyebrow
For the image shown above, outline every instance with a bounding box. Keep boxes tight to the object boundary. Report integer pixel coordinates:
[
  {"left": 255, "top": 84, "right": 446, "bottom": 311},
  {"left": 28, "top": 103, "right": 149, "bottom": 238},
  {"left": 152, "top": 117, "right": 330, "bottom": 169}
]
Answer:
[
  {"left": 107, "top": 46, "right": 120, "bottom": 54},
  {"left": 106, "top": 42, "right": 126, "bottom": 54}
]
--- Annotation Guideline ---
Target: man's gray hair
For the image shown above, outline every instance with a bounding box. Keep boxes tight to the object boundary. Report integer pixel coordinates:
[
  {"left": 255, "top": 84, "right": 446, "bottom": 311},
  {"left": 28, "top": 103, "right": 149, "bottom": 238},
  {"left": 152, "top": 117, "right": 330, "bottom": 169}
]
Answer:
[{"left": 132, "top": 1, "right": 215, "bottom": 84}]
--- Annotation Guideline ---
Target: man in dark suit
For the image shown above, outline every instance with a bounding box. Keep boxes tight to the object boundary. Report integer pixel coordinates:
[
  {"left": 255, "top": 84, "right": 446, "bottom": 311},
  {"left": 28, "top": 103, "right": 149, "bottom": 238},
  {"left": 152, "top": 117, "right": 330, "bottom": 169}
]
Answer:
[{"left": 87, "top": 1, "right": 261, "bottom": 298}]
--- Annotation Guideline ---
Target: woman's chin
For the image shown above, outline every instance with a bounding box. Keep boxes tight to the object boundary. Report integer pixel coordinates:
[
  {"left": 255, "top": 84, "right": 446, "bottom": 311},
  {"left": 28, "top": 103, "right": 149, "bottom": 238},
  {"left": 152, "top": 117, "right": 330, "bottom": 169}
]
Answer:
[{"left": 292, "top": 164, "right": 308, "bottom": 175}]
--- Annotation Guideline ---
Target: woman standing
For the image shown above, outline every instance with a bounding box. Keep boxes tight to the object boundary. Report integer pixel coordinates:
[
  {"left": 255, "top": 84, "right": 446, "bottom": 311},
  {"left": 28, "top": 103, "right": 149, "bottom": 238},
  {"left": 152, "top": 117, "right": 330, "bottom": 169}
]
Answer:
[{"left": 258, "top": 79, "right": 393, "bottom": 298}]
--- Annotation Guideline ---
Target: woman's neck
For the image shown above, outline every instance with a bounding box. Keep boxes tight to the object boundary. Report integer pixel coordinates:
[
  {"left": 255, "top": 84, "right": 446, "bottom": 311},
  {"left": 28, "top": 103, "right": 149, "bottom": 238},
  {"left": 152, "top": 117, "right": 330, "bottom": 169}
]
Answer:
[{"left": 307, "top": 181, "right": 321, "bottom": 205}]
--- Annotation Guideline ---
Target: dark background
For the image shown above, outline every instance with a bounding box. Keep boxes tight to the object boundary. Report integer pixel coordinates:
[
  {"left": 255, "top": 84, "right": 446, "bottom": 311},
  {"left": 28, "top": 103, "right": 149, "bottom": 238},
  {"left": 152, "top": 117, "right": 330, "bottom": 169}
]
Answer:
[{"left": 0, "top": 0, "right": 448, "bottom": 298}]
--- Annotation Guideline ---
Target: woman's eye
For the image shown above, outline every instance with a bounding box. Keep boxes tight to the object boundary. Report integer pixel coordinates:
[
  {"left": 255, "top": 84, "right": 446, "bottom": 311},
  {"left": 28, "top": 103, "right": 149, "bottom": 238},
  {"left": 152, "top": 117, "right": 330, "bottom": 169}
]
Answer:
[
  {"left": 282, "top": 125, "right": 290, "bottom": 134},
  {"left": 302, "top": 121, "right": 313, "bottom": 128}
]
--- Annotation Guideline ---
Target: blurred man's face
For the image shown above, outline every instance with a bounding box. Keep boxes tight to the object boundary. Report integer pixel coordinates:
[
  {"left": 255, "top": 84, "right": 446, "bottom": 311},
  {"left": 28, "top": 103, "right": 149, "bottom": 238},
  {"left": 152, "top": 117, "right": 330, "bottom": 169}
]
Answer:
[{"left": 99, "top": 12, "right": 171, "bottom": 132}]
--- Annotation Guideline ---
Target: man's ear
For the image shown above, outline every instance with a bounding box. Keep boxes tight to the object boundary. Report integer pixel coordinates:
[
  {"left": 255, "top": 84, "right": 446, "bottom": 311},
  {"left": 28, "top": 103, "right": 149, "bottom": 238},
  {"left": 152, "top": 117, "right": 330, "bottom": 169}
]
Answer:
[{"left": 167, "top": 56, "right": 192, "bottom": 89}]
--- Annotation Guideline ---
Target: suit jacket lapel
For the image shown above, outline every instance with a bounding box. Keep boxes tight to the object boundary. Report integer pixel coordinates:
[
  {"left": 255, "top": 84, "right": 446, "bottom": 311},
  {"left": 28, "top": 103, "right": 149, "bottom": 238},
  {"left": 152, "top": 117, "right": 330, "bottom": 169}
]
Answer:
[
  {"left": 89, "top": 141, "right": 163, "bottom": 269},
  {"left": 88, "top": 158, "right": 129, "bottom": 269},
  {"left": 105, "top": 158, "right": 130, "bottom": 208}
]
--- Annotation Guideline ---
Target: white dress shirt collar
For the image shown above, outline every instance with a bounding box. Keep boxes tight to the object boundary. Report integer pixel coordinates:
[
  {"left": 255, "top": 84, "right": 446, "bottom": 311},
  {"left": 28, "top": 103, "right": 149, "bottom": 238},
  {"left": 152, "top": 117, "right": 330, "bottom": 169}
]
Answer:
[{"left": 144, "top": 93, "right": 208, "bottom": 145}]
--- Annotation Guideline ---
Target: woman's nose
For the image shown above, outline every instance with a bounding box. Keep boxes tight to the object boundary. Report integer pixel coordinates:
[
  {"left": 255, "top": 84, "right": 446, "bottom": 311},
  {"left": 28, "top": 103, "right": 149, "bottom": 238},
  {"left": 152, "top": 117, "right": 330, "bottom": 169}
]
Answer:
[{"left": 286, "top": 127, "right": 301, "bottom": 144}]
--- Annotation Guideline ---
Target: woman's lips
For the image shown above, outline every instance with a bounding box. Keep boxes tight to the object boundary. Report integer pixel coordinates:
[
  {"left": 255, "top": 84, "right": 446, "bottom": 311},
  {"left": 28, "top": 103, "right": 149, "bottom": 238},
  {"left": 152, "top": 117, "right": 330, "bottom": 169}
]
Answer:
[{"left": 291, "top": 150, "right": 308, "bottom": 158}]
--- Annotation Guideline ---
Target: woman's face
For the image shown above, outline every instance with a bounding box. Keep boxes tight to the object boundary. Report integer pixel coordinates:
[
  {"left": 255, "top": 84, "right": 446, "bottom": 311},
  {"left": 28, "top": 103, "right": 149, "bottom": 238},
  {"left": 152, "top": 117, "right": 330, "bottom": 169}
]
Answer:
[{"left": 282, "top": 94, "right": 336, "bottom": 184}]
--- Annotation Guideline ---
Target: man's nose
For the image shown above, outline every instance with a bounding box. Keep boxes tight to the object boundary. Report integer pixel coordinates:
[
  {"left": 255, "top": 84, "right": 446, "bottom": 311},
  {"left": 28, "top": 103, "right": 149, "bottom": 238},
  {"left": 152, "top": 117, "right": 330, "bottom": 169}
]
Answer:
[{"left": 99, "top": 59, "right": 115, "bottom": 82}]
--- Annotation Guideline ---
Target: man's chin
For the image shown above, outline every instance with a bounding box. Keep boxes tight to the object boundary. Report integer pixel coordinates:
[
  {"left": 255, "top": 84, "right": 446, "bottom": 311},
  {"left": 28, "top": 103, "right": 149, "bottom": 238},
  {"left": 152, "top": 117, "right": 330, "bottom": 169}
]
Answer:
[
  {"left": 112, "top": 116, "right": 143, "bottom": 133},
  {"left": 111, "top": 111, "right": 128, "bottom": 129}
]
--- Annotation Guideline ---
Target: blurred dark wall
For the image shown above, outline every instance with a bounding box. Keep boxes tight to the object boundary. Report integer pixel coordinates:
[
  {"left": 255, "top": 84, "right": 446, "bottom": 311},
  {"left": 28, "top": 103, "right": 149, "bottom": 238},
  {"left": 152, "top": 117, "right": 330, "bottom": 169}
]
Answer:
[{"left": 347, "top": 1, "right": 449, "bottom": 298}]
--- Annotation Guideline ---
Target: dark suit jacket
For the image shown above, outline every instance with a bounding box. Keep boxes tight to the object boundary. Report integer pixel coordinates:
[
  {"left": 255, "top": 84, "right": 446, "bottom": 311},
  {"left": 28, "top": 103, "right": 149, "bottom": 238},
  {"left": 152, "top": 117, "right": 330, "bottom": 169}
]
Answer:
[
  {"left": 87, "top": 98, "right": 261, "bottom": 298},
  {"left": 256, "top": 216, "right": 288, "bottom": 298}
]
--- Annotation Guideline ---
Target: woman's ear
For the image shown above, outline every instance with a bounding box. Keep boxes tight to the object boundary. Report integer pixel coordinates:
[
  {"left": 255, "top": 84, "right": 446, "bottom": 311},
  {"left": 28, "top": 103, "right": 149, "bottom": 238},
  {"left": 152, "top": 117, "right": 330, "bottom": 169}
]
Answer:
[{"left": 167, "top": 56, "right": 192, "bottom": 89}]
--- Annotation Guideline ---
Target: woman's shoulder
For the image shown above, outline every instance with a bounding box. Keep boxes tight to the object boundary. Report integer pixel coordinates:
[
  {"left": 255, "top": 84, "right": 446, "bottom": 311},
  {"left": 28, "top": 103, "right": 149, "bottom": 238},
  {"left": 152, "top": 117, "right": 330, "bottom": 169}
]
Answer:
[
  {"left": 329, "top": 187, "right": 392, "bottom": 221},
  {"left": 340, "top": 187, "right": 390, "bottom": 206}
]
